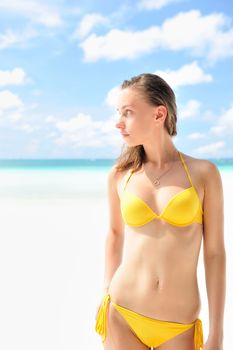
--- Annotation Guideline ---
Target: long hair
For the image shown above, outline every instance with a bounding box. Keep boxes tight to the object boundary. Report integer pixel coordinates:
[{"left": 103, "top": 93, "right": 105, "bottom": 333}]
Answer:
[{"left": 114, "top": 73, "right": 177, "bottom": 173}]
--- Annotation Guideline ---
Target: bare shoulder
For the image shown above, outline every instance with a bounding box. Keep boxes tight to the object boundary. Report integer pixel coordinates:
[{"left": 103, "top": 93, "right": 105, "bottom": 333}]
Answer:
[
  {"left": 107, "top": 164, "right": 128, "bottom": 194},
  {"left": 181, "top": 152, "right": 221, "bottom": 185},
  {"left": 107, "top": 164, "right": 125, "bottom": 182}
]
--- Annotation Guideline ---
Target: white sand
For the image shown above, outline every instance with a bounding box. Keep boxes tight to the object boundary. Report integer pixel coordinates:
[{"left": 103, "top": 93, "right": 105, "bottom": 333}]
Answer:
[{"left": 0, "top": 171, "right": 232, "bottom": 350}]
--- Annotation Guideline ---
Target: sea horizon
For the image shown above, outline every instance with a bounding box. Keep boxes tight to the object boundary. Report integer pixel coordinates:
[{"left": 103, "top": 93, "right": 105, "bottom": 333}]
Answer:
[{"left": 0, "top": 157, "right": 233, "bottom": 170}]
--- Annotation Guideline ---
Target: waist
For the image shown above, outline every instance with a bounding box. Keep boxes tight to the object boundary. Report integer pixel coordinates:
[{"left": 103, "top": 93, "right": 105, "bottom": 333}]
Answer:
[
  {"left": 109, "top": 265, "right": 199, "bottom": 299},
  {"left": 108, "top": 263, "right": 201, "bottom": 321}
]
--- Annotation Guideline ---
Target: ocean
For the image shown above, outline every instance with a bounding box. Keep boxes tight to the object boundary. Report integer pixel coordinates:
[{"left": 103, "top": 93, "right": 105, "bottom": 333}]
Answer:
[{"left": 0, "top": 158, "right": 232, "bottom": 200}]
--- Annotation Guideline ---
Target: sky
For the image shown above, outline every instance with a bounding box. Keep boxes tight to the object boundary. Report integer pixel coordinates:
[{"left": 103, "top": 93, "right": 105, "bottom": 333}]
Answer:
[{"left": 0, "top": 0, "right": 233, "bottom": 159}]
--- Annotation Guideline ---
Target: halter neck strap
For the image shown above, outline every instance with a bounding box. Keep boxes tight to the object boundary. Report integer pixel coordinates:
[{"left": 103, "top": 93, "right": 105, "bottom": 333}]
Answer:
[{"left": 178, "top": 151, "right": 193, "bottom": 187}]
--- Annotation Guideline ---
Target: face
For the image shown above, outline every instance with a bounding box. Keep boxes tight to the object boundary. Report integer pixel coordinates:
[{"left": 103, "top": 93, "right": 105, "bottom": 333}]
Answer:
[{"left": 115, "top": 87, "right": 166, "bottom": 146}]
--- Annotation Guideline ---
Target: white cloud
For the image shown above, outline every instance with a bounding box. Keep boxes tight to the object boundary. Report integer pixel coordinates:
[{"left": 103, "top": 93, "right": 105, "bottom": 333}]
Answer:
[
  {"left": 80, "top": 10, "right": 233, "bottom": 62},
  {"left": 179, "top": 99, "right": 201, "bottom": 119},
  {"left": 105, "top": 63, "right": 208, "bottom": 113},
  {"left": 0, "top": 1, "right": 62, "bottom": 27},
  {"left": 0, "top": 28, "right": 38, "bottom": 49},
  {"left": 45, "top": 115, "right": 57, "bottom": 123},
  {"left": 8, "top": 111, "right": 23, "bottom": 122},
  {"left": 105, "top": 86, "right": 121, "bottom": 108},
  {"left": 195, "top": 141, "right": 225, "bottom": 155},
  {"left": 0, "top": 91, "right": 38, "bottom": 133},
  {"left": 56, "top": 114, "right": 94, "bottom": 133},
  {"left": 161, "top": 10, "right": 223, "bottom": 51},
  {"left": 154, "top": 61, "right": 212, "bottom": 88},
  {"left": 0, "top": 68, "right": 28, "bottom": 86},
  {"left": 0, "top": 90, "right": 23, "bottom": 110},
  {"left": 138, "top": 0, "right": 182, "bottom": 10},
  {"left": 210, "top": 105, "right": 233, "bottom": 136},
  {"left": 72, "top": 13, "right": 108, "bottom": 39},
  {"left": 47, "top": 112, "right": 122, "bottom": 148},
  {"left": 16, "top": 123, "right": 34, "bottom": 133},
  {"left": 80, "top": 27, "right": 160, "bottom": 61},
  {"left": 207, "top": 29, "right": 233, "bottom": 61},
  {"left": 188, "top": 132, "right": 206, "bottom": 140}
]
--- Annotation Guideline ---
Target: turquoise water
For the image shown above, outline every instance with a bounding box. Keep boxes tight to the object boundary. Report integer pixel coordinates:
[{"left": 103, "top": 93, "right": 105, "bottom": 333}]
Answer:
[
  {"left": 0, "top": 159, "right": 113, "bottom": 171},
  {"left": 0, "top": 158, "right": 232, "bottom": 199},
  {"left": 0, "top": 158, "right": 232, "bottom": 171}
]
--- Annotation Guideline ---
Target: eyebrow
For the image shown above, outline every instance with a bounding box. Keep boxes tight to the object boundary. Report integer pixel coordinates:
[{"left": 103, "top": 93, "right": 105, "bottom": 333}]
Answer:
[{"left": 116, "top": 105, "right": 133, "bottom": 111}]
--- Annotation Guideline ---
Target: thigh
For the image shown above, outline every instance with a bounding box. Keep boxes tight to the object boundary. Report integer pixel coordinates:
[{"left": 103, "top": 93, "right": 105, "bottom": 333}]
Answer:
[
  {"left": 156, "top": 324, "right": 195, "bottom": 350},
  {"left": 103, "top": 302, "right": 150, "bottom": 350}
]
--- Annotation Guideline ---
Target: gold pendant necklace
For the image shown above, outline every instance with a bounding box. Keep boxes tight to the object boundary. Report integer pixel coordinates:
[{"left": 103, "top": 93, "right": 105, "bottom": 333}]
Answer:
[
  {"left": 153, "top": 164, "right": 174, "bottom": 186},
  {"left": 145, "top": 151, "right": 178, "bottom": 187}
]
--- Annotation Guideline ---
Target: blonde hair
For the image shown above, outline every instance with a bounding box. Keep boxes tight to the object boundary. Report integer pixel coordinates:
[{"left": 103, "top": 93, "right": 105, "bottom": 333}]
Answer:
[{"left": 115, "top": 73, "right": 177, "bottom": 173}]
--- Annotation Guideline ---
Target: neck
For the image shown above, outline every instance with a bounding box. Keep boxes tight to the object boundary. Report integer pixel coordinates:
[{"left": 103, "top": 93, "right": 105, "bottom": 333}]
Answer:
[{"left": 143, "top": 132, "right": 178, "bottom": 169}]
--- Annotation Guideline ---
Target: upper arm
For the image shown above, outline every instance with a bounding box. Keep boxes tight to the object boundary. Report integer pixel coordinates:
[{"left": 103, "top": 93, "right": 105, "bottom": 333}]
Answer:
[
  {"left": 106, "top": 165, "right": 125, "bottom": 236},
  {"left": 203, "top": 160, "right": 226, "bottom": 258}
]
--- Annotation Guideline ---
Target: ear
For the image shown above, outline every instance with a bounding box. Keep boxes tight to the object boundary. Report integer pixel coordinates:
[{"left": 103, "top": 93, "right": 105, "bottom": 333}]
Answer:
[{"left": 154, "top": 105, "right": 167, "bottom": 124}]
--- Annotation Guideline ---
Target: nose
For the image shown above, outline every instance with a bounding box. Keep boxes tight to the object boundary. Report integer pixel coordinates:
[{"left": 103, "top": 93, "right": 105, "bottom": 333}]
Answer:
[
  {"left": 115, "top": 118, "right": 124, "bottom": 129},
  {"left": 115, "top": 121, "right": 122, "bottom": 128},
  {"left": 115, "top": 111, "right": 126, "bottom": 127}
]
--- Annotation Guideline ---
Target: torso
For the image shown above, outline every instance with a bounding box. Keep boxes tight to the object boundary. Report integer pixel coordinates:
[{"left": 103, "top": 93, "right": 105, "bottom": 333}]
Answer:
[{"left": 108, "top": 153, "right": 204, "bottom": 323}]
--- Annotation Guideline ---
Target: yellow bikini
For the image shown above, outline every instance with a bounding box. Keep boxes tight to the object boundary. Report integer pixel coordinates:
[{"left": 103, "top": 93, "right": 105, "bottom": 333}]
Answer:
[
  {"left": 120, "top": 151, "right": 203, "bottom": 227},
  {"left": 95, "top": 151, "right": 204, "bottom": 349},
  {"left": 96, "top": 294, "right": 204, "bottom": 349}
]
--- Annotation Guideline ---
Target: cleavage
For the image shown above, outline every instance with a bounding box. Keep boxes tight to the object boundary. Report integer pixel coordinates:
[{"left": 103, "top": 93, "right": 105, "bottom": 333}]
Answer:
[{"left": 124, "top": 170, "right": 191, "bottom": 215}]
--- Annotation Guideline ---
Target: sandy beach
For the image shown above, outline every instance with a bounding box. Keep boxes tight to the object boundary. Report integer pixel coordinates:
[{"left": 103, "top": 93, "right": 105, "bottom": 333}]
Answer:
[{"left": 0, "top": 169, "right": 232, "bottom": 350}]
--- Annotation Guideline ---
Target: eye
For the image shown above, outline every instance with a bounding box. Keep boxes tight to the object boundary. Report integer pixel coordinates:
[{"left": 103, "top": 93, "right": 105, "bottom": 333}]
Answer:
[
  {"left": 117, "top": 109, "right": 133, "bottom": 120},
  {"left": 123, "top": 109, "right": 132, "bottom": 117}
]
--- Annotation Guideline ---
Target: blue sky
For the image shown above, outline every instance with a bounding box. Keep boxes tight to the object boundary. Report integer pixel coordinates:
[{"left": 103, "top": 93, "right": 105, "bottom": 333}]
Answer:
[{"left": 0, "top": 0, "right": 233, "bottom": 159}]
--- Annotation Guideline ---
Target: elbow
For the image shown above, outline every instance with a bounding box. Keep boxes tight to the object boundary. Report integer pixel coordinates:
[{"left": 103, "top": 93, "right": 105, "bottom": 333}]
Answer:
[
  {"left": 204, "top": 249, "right": 226, "bottom": 260},
  {"left": 107, "top": 228, "right": 124, "bottom": 237},
  {"left": 106, "top": 229, "right": 124, "bottom": 244}
]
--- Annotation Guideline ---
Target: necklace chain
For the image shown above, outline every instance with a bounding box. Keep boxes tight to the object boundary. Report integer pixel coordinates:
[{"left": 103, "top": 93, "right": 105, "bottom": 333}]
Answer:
[
  {"left": 145, "top": 150, "right": 179, "bottom": 187},
  {"left": 153, "top": 163, "right": 174, "bottom": 186}
]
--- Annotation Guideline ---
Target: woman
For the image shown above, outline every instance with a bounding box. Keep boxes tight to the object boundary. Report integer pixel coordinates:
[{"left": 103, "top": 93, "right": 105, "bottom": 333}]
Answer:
[{"left": 95, "top": 73, "right": 226, "bottom": 350}]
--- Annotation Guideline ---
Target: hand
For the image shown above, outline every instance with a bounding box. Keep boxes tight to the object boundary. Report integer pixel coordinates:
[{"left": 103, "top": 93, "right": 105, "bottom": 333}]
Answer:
[{"left": 203, "top": 337, "right": 223, "bottom": 350}]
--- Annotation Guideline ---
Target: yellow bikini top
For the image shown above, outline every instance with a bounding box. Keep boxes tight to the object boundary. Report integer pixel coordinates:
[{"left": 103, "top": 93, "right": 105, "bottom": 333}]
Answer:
[{"left": 120, "top": 151, "right": 203, "bottom": 227}]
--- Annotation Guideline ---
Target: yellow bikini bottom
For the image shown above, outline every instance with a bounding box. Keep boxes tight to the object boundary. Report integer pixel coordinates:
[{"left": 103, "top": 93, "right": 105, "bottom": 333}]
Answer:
[{"left": 95, "top": 293, "right": 204, "bottom": 349}]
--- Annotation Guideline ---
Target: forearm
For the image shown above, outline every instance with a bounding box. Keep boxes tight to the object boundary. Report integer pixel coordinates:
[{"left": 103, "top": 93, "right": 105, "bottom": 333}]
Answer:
[
  {"left": 103, "top": 231, "right": 124, "bottom": 293},
  {"left": 204, "top": 252, "right": 226, "bottom": 341}
]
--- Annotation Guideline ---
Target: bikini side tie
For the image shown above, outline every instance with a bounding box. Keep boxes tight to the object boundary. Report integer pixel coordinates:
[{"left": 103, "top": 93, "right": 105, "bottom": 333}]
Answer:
[
  {"left": 95, "top": 293, "right": 111, "bottom": 343},
  {"left": 194, "top": 318, "right": 204, "bottom": 350}
]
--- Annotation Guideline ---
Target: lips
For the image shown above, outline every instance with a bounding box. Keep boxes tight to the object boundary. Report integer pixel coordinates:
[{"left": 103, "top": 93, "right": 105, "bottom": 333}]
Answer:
[{"left": 121, "top": 132, "right": 130, "bottom": 136}]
